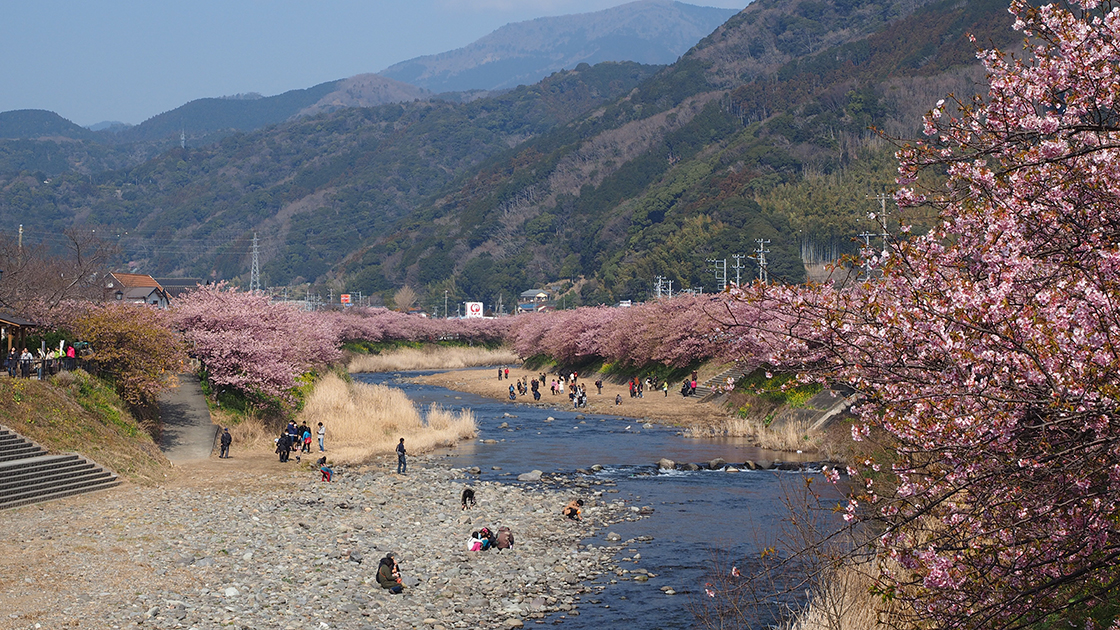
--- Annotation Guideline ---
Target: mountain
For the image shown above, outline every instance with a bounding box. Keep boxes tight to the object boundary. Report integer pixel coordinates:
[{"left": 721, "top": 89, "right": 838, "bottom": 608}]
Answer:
[
  {"left": 0, "top": 110, "right": 99, "bottom": 141},
  {"left": 0, "top": 0, "right": 1021, "bottom": 307},
  {"left": 379, "top": 0, "right": 739, "bottom": 93}
]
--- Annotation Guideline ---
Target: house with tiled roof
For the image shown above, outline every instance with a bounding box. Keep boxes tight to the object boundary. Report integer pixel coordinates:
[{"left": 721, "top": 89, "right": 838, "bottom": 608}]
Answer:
[{"left": 103, "top": 273, "right": 170, "bottom": 308}]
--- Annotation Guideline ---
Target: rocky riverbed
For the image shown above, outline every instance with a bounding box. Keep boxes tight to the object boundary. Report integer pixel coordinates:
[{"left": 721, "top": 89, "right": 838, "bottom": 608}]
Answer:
[{"left": 0, "top": 454, "right": 648, "bottom": 630}]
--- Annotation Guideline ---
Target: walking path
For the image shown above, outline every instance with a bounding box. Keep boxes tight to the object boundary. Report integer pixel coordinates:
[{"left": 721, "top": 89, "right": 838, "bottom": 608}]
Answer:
[{"left": 157, "top": 373, "right": 217, "bottom": 462}]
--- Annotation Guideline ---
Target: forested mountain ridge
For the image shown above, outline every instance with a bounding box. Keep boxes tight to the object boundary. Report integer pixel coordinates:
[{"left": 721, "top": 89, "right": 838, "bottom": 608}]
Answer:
[{"left": 0, "top": 0, "right": 1020, "bottom": 309}]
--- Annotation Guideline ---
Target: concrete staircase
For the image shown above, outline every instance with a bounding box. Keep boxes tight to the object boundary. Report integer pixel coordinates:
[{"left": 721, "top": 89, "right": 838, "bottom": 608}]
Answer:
[
  {"left": 0, "top": 426, "right": 119, "bottom": 510},
  {"left": 695, "top": 366, "right": 747, "bottom": 401}
]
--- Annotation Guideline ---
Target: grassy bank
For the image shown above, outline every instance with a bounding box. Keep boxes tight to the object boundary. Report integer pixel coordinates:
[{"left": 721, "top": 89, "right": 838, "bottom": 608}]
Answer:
[
  {"left": 0, "top": 370, "right": 170, "bottom": 483},
  {"left": 347, "top": 345, "right": 519, "bottom": 373}
]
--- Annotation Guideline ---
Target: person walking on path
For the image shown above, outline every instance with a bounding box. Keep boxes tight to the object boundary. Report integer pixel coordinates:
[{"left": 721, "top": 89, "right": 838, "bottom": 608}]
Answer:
[
  {"left": 317, "top": 422, "right": 326, "bottom": 452},
  {"left": 219, "top": 428, "right": 232, "bottom": 458},
  {"left": 396, "top": 438, "right": 407, "bottom": 474}
]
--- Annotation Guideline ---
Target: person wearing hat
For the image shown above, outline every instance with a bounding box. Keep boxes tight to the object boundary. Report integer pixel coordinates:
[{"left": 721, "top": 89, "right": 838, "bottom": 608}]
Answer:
[
  {"left": 219, "top": 428, "right": 232, "bottom": 459},
  {"left": 563, "top": 499, "right": 584, "bottom": 521}
]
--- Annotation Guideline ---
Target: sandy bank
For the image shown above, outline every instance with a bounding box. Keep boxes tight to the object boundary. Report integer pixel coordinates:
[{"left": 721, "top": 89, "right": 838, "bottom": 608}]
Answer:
[{"left": 413, "top": 367, "right": 731, "bottom": 428}]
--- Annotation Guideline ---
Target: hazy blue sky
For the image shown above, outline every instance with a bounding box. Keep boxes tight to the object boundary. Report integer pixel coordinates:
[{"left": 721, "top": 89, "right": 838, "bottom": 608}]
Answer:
[{"left": 1, "top": 0, "right": 744, "bottom": 127}]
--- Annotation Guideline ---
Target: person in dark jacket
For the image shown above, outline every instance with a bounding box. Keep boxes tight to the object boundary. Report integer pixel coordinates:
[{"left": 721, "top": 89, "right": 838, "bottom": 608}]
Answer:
[
  {"left": 396, "top": 438, "right": 407, "bottom": 474},
  {"left": 219, "top": 428, "right": 232, "bottom": 458},
  {"left": 377, "top": 553, "right": 403, "bottom": 594},
  {"left": 276, "top": 432, "right": 293, "bottom": 462}
]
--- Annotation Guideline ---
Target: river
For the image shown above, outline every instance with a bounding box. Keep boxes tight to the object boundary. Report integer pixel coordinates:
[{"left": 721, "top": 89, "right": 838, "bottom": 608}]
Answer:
[{"left": 356, "top": 370, "right": 842, "bottom": 629}]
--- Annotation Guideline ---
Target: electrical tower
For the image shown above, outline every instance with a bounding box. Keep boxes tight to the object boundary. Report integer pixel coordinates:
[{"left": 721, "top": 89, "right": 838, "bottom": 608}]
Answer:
[
  {"left": 868, "top": 193, "right": 892, "bottom": 252},
  {"left": 249, "top": 232, "right": 261, "bottom": 293},
  {"left": 706, "top": 258, "right": 727, "bottom": 290},
  {"left": 858, "top": 231, "right": 876, "bottom": 280},
  {"left": 754, "top": 239, "right": 770, "bottom": 283}
]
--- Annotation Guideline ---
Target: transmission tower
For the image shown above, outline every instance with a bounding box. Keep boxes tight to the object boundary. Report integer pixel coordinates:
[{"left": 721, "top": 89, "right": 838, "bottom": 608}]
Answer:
[{"left": 249, "top": 232, "right": 261, "bottom": 293}]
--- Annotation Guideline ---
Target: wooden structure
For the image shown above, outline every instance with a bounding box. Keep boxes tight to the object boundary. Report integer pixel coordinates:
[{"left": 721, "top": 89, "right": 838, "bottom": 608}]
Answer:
[{"left": 0, "top": 312, "right": 36, "bottom": 354}]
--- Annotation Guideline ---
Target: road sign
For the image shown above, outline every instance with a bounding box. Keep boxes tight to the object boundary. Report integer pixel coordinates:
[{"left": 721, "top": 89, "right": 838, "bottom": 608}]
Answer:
[
  {"left": 340, "top": 294, "right": 351, "bottom": 305},
  {"left": 465, "top": 302, "right": 483, "bottom": 318}
]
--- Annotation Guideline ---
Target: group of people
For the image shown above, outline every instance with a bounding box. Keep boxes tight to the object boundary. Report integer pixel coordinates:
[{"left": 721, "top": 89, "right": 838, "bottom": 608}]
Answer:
[
  {"left": 509, "top": 377, "right": 542, "bottom": 401},
  {"left": 275, "top": 421, "right": 327, "bottom": 462},
  {"left": 4, "top": 345, "right": 77, "bottom": 379}
]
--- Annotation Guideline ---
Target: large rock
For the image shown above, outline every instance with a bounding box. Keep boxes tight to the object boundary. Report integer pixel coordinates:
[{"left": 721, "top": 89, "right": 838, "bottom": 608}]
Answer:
[
  {"left": 518, "top": 470, "right": 543, "bottom": 482},
  {"left": 709, "top": 458, "right": 727, "bottom": 470},
  {"left": 657, "top": 458, "right": 675, "bottom": 470},
  {"left": 680, "top": 462, "right": 701, "bottom": 471},
  {"left": 755, "top": 459, "right": 772, "bottom": 470}
]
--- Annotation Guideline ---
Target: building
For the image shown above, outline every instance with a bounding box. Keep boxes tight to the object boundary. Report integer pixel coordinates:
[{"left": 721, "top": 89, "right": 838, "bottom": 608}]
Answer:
[
  {"left": 154, "top": 278, "right": 204, "bottom": 300},
  {"left": 518, "top": 289, "right": 552, "bottom": 313},
  {"left": 103, "top": 273, "right": 171, "bottom": 308}
]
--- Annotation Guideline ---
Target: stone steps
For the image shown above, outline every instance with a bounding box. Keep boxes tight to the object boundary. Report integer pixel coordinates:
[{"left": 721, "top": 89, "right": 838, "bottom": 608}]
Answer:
[{"left": 0, "top": 427, "right": 119, "bottom": 510}]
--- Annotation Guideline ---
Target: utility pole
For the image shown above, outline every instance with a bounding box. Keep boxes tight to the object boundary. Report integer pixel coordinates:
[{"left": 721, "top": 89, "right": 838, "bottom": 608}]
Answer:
[
  {"left": 706, "top": 258, "right": 727, "bottom": 290},
  {"left": 858, "top": 231, "right": 876, "bottom": 280},
  {"left": 654, "top": 275, "right": 663, "bottom": 299},
  {"left": 249, "top": 233, "right": 260, "bottom": 293},
  {"left": 868, "top": 193, "right": 892, "bottom": 252},
  {"left": 754, "top": 239, "right": 771, "bottom": 283},
  {"left": 444, "top": 290, "right": 448, "bottom": 319},
  {"left": 731, "top": 254, "right": 746, "bottom": 287}
]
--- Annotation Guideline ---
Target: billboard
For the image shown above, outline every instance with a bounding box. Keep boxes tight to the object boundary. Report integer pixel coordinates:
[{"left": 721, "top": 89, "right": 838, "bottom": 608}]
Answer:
[{"left": 465, "top": 302, "right": 484, "bottom": 318}]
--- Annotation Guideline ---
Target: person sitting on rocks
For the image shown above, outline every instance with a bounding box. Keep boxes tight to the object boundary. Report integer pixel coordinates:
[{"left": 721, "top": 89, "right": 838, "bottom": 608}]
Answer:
[
  {"left": 563, "top": 499, "right": 584, "bottom": 521},
  {"left": 318, "top": 457, "right": 333, "bottom": 482},
  {"left": 461, "top": 487, "right": 476, "bottom": 510},
  {"left": 377, "top": 553, "right": 404, "bottom": 594},
  {"left": 467, "top": 531, "right": 487, "bottom": 552},
  {"left": 615, "top": 394, "right": 622, "bottom": 406},
  {"left": 495, "top": 526, "right": 514, "bottom": 550}
]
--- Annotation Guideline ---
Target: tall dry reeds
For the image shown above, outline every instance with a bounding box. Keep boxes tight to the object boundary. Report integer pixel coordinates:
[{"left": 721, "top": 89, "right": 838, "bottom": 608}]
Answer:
[
  {"left": 347, "top": 346, "right": 520, "bottom": 373},
  {"left": 296, "top": 373, "right": 476, "bottom": 464},
  {"left": 685, "top": 417, "right": 822, "bottom": 452},
  {"left": 783, "top": 561, "right": 894, "bottom": 630}
]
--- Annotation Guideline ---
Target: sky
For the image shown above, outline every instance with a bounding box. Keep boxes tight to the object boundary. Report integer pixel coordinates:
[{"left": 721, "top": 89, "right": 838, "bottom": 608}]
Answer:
[{"left": 1, "top": 0, "right": 745, "bottom": 127}]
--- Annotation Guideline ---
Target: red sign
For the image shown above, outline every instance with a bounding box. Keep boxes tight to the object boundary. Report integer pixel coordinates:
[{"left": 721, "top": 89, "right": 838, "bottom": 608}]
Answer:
[{"left": 340, "top": 294, "right": 351, "bottom": 304}]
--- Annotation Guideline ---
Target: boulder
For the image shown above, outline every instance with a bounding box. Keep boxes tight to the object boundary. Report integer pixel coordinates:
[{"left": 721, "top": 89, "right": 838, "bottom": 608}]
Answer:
[
  {"left": 518, "top": 470, "right": 543, "bottom": 482},
  {"left": 657, "top": 458, "right": 676, "bottom": 470},
  {"left": 680, "top": 462, "right": 700, "bottom": 471},
  {"left": 709, "top": 458, "right": 727, "bottom": 470},
  {"left": 590, "top": 464, "right": 604, "bottom": 472},
  {"left": 741, "top": 460, "right": 757, "bottom": 470},
  {"left": 467, "top": 466, "right": 481, "bottom": 474},
  {"left": 755, "top": 459, "right": 772, "bottom": 470}
]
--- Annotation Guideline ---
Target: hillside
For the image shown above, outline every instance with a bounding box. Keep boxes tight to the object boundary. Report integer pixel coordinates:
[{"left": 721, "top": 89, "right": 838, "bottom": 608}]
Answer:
[
  {"left": 0, "top": 0, "right": 1019, "bottom": 307},
  {"left": 380, "top": 0, "right": 738, "bottom": 93}
]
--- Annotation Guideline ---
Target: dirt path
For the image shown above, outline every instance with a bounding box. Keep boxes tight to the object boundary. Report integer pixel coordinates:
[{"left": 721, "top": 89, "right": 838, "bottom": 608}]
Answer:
[{"left": 413, "top": 367, "right": 731, "bottom": 428}]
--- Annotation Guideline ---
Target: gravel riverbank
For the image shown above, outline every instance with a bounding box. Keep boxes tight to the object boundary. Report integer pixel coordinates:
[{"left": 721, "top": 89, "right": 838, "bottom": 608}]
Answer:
[{"left": 0, "top": 453, "right": 647, "bottom": 630}]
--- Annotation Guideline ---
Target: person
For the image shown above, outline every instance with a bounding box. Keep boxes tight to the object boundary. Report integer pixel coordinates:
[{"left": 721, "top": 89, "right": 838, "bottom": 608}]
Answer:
[
  {"left": 396, "top": 437, "right": 407, "bottom": 474},
  {"left": 276, "top": 432, "right": 293, "bottom": 462},
  {"left": 467, "top": 531, "right": 486, "bottom": 552},
  {"left": 504, "top": 367, "right": 509, "bottom": 380},
  {"left": 319, "top": 457, "right": 334, "bottom": 482},
  {"left": 6, "top": 349, "right": 15, "bottom": 377},
  {"left": 480, "top": 527, "right": 495, "bottom": 549},
  {"left": 19, "top": 348, "right": 32, "bottom": 379},
  {"left": 563, "top": 499, "right": 583, "bottom": 521},
  {"left": 461, "top": 487, "right": 476, "bottom": 510},
  {"left": 615, "top": 393, "right": 622, "bottom": 405},
  {"left": 317, "top": 422, "right": 326, "bottom": 452},
  {"left": 219, "top": 428, "right": 232, "bottom": 458},
  {"left": 498, "top": 367, "right": 503, "bottom": 381},
  {"left": 509, "top": 384, "right": 516, "bottom": 401},
  {"left": 66, "top": 344, "right": 76, "bottom": 371},
  {"left": 495, "top": 526, "right": 514, "bottom": 550},
  {"left": 377, "top": 553, "right": 404, "bottom": 594},
  {"left": 663, "top": 380, "right": 669, "bottom": 397},
  {"left": 595, "top": 379, "right": 603, "bottom": 394},
  {"left": 301, "top": 426, "right": 312, "bottom": 453}
]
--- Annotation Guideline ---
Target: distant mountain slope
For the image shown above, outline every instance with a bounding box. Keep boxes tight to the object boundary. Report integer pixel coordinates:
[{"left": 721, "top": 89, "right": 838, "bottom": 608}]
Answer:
[
  {"left": 106, "top": 80, "right": 345, "bottom": 144},
  {"left": 296, "top": 74, "right": 431, "bottom": 118},
  {"left": 0, "top": 110, "right": 98, "bottom": 141},
  {"left": 379, "top": 0, "right": 739, "bottom": 92}
]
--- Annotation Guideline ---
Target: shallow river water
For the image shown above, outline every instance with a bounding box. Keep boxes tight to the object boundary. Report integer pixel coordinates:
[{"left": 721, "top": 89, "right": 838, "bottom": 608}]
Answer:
[{"left": 356, "top": 370, "right": 838, "bottom": 629}]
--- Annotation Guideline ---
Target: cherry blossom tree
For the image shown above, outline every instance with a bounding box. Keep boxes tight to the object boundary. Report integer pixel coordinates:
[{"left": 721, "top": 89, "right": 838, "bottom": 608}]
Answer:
[
  {"left": 738, "top": 1, "right": 1120, "bottom": 626},
  {"left": 174, "top": 285, "right": 340, "bottom": 404}
]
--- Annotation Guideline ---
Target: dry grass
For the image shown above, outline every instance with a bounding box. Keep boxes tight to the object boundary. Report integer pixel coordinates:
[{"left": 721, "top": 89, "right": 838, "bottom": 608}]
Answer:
[
  {"left": 294, "top": 372, "right": 476, "bottom": 464},
  {"left": 347, "top": 346, "right": 520, "bottom": 373},
  {"left": 784, "top": 560, "right": 898, "bottom": 630},
  {"left": 685, "top": 417, "right": 823, "bottom": 452}
]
